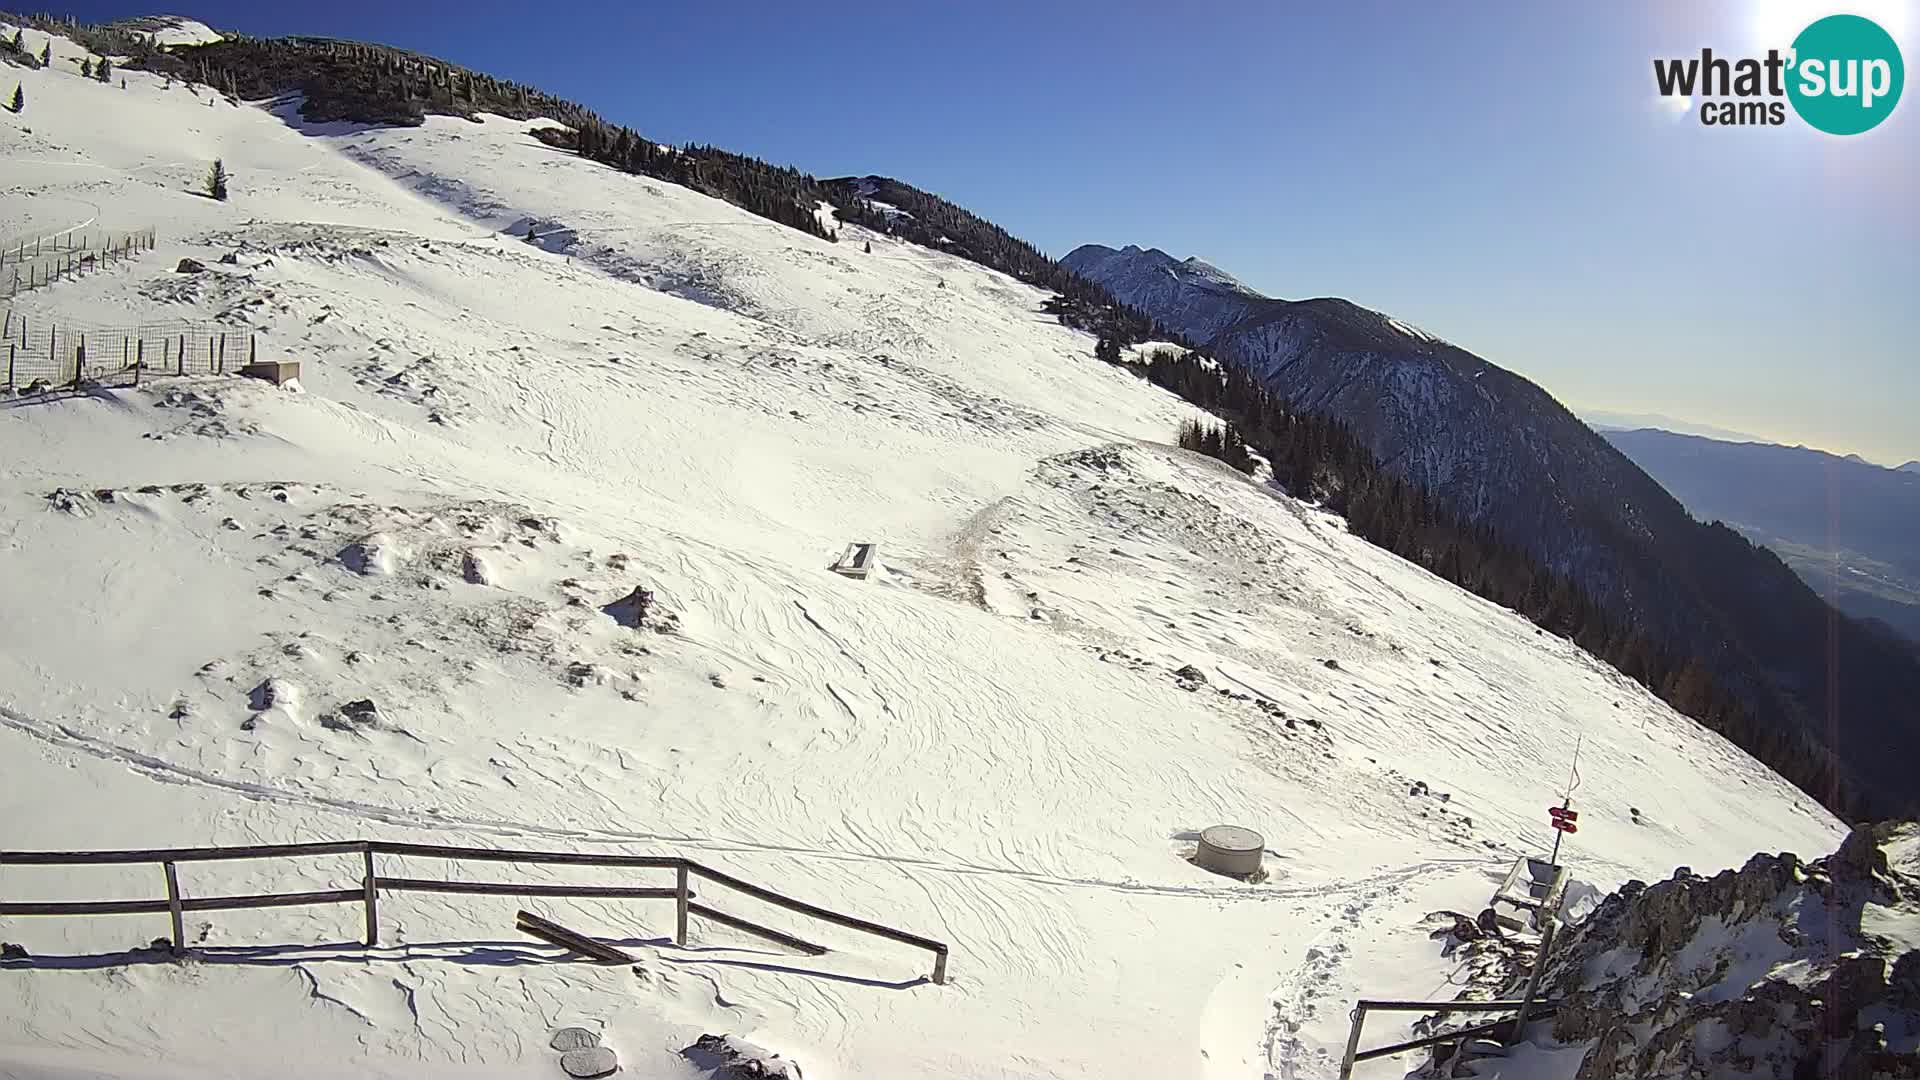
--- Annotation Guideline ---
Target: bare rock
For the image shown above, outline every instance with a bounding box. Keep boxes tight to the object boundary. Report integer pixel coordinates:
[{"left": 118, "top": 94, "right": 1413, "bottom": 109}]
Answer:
[
  {"left": 461, "top": 549, "right": 494, "bottom": 585},
  {"left": 175, "top": 257, "right": 206, "bottom": 273},
  {"left": 682, "top": 1033, "right": 803, "bottom": 1078},
  {"left": 602, "top": 586, "right": 653, "bottom": 628}
]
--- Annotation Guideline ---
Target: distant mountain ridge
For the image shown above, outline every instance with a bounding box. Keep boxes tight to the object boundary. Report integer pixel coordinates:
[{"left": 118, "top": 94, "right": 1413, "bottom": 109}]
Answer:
[
  {"left": 1063, "top": 241, "right": 1920, "bottom": 815},
  {"left": 1604, "top": 428, "right": 1920, "bottom": 644},
  {"left": 1580, "top": 410, "right": 1767, "bottom": 443}
]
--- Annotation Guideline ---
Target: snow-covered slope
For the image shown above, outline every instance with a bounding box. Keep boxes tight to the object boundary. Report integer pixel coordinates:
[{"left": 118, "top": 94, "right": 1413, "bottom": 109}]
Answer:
[
  {"left": 1, "top": 21, "right": 1843, "bottom": 1080},
  {"left": 1060, "top": 243, "right": 1920, "bottom": 818}
]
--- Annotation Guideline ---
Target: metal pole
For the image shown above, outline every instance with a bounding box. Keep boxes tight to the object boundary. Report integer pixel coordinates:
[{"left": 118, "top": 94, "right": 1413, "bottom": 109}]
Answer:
[
  {"left": 1338, "top": 1003, "right": 1367, "bottom": 1080},
  {"left": 1508, "top": 919, "right": 1557, "bottom": 1046},
  {"left": 675, "top": 863, "right": 689, "bottom": 946},
  {"left": 1549, "top": 802, "right": 1566, "bottom": 866},
  {"left": 163, "top": 861, "right": 185, "bottom": 952},
  {"left": 361, "top": 843, "right": 378, "bottom": 946}
]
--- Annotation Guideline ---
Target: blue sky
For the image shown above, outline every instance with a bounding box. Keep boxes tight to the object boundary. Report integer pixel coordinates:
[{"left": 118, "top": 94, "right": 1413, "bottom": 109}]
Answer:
[{"left": 53, "top": 0, "right": 1920, "bottom": 463}]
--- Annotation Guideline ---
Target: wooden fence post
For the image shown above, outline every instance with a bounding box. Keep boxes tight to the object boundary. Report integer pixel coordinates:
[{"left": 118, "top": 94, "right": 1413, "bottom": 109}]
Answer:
[
  {"left": 248, "top": 334, "right": 256, "bottom": 365},
  {"left": 209, "top": 336, "right": 216, "bottom": 374},
  {"left": 178, "top": 334, "right": 185, "bottom": 375},
  {"left": 1508, "top": 919, "right": 1557, "bottom": 1045},
  {"left": 361, "top": 843, "right": 378, "bottom": 947},
  {"left": 6, "top": 343, "right": 14, "bottom": 392},
  {"left": 163, "top": 861, "right": 185, "bottom": 953},
  {"left": 675, "top": 864, "right": 689, "bottom": 946},
  {"left": 134, "top": 339, "right": 143, "bottom": 386},
  {"left": 73, "top": 333, "right": 85, "bottom": 390}
]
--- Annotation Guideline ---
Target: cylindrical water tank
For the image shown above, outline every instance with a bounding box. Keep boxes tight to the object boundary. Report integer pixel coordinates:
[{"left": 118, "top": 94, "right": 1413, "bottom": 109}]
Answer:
[{"left": 1195, "top": 825, "right": 1265, "bottom": 878}]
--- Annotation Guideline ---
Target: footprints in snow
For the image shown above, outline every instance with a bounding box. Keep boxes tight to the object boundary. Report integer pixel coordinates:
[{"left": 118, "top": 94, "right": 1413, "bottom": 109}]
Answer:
[{"left": 1263, "top": 882, "right": 1400, "bottom": 1080}]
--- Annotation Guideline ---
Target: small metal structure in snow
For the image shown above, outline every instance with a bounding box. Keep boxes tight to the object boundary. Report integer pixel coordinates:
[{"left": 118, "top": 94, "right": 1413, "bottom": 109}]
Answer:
[
  {"left": 830, "top": 542, "right": 881, "bottom": 580},
  {"left": 1194, "top": 824, "right": 1265, "bottom": 878},
  {"left": 1490, "top": 855, "right": 1567, "bottom": 932}
]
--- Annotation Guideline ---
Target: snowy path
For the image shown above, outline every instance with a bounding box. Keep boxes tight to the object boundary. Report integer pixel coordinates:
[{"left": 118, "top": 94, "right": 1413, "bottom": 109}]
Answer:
[{"left": 0, "top": 22, "right": 1842, "bottom": 1077}]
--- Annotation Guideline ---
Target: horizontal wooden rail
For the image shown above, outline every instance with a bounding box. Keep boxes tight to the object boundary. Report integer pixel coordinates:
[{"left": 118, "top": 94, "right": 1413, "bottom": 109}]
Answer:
[
  {"left": 0, "top": 841, "right": 365, "bottom": 865},
  {"left": 0, "top": 840, "right": 950, "bottom": 983},
  {"left": 371, "top": 842, "right": 682, "bottom": 869},
  {"left": 376, "top": 877, "right": 680, "bottom": 901},
  {"left": 1352, "top": 1004, "right": 1559, "bottom": 1064},
  {"left": 1, "top": 888, "right": 362, "bottom": 917},
  {"left": 685, "top": 860, "right": 947, "bottom": 954},
  {"left": 688, "top": 901, "right": 828, "bottom": 956},
  {"left": 1355, "top": 998, "right": 1543, "bottom": 1013}
]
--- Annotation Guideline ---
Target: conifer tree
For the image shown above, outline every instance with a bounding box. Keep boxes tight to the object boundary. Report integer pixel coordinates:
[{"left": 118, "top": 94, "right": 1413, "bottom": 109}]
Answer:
[
  {"left": 863, "top": 240, "right": 871, "bottom": 254},
  {"left": 80, "top": 57, "right": 92, "bottom": 78},
  {"left": 9, "top": 84, "right": 22, "bottom": 113},
  {"left": 9, "top": 29, "right": 21, "bottom": 52},
  {"left": 204, "top": 159, "right": 228, "bottom": 201},
  {"left": 95, "top": 56, "right": 112, "bottom": 82},
  {"left": 40, "top": 41, "right": 51, "bottom": 65}
]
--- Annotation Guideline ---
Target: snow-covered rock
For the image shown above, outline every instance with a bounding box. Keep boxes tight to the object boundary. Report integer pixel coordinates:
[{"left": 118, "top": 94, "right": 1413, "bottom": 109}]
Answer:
[{"left": 1470, "top": 824, "right": 1920, "bottom": 1078}]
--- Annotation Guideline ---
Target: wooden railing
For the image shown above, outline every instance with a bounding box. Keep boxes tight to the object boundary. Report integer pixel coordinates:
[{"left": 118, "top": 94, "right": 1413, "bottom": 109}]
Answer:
[
  {"left": 1337, "top": 997, "right": 1561, "bottom": 1078},
  {"left": 1339, "top": 904, "right": 1566, "bottom": 1077},
  {"left": 0, "top": 840, "right": 949, "bottom": 984}
]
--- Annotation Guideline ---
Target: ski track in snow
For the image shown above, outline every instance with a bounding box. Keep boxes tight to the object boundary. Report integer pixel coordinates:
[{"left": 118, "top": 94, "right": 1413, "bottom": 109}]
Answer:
[
  {"left": 0, "top": 702, "right": 1482, "bottom": 905},
  {"left": 0, "top": 22, "right": 1845, "bottom": 1079}
]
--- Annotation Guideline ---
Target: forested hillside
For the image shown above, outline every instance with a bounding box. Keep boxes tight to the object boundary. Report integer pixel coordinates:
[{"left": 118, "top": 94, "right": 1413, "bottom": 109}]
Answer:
[{"left": 1142, "top": 348, "right": 1868, "bottom": 818}]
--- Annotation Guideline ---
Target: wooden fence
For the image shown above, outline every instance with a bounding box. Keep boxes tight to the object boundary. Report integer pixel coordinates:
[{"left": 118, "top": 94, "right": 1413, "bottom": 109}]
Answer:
[
  {"left": 0, "top": 840, "right": 950, "bottom": 984},
  {"left": 3, "top": 228, "right": 157, "bottom": 299},
  {"left": 1, "top": 312, "right": 254, "bottom": 392}
]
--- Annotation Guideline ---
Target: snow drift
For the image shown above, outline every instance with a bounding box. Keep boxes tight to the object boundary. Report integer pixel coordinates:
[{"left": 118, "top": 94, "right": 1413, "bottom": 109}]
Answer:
[{"left": 0, "top": 15, "right": 1846, "bottom": 1079}]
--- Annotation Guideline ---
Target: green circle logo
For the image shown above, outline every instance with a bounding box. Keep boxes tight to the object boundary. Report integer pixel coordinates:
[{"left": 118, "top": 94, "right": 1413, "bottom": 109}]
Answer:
[{"left": 1787, "top": 14, "right": 1904, "bottom": 135}]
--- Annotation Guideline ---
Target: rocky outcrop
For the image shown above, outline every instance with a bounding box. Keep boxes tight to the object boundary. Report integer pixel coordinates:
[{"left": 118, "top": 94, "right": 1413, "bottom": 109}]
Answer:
[
  {"left": 1487, "top": 824, "right": 1920, "bottom": 1079},
  {"left": 681, "top": 1033, "right": 802, "bottom": 1078}
]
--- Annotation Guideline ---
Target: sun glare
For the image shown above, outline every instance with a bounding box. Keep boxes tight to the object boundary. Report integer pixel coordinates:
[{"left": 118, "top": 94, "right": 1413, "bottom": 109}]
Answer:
[{"left": 1746, "top": 0, "right": 1915, "bottom": 51}]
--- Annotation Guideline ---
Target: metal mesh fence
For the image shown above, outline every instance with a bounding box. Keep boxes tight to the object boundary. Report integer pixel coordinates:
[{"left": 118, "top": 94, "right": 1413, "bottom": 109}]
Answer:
[
  {"left": 1, "top": 312, "right": 253, "bottom": 392},
  {"left": 2, "top": 229, "right": 159, "bottom": 300}
]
